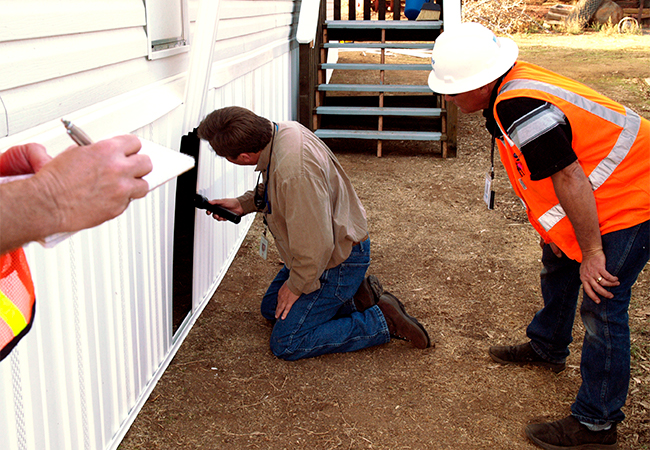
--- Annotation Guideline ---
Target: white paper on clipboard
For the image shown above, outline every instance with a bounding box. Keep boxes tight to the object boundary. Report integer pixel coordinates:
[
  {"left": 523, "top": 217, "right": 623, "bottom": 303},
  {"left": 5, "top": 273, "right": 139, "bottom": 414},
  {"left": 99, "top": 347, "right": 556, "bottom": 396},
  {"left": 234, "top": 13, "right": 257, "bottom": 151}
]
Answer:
[{"left": 138, "top": 138, "right": 195, "bottom": 191}]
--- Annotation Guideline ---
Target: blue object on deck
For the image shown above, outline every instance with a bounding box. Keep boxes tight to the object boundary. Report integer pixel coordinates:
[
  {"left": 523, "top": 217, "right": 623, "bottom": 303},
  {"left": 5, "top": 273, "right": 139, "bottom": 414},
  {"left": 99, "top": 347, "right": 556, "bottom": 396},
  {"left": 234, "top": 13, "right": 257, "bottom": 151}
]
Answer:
[{"left": 404, "top": 0, "right": 426, "bottom": 20}]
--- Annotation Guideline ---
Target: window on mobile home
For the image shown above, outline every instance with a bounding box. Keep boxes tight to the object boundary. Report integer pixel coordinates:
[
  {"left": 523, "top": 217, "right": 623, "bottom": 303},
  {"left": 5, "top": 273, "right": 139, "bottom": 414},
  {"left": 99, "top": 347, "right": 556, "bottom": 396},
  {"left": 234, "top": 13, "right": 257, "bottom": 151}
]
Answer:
[{"left": 145, "top": 0, "right": 190, "bottom": 60}]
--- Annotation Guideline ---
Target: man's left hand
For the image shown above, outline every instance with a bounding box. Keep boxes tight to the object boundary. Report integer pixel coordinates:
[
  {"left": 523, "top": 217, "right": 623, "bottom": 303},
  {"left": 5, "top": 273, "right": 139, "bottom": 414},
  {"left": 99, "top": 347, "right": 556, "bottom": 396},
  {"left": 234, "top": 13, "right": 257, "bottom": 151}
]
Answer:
[
  {"left": 580, "top": 248, "right": 619, "bottom": 303},
  {"left": 276, "top": 282, "right": 300, "bottom": 320}
]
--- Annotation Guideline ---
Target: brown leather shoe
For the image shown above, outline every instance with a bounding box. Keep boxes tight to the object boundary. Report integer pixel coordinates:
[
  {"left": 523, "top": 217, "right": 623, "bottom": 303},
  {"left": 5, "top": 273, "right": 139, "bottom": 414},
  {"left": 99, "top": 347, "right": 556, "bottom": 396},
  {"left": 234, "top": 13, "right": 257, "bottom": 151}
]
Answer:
[
  {"left": 525, "top": 415, "right": 617, "bottom": 449},
  {"left": 376, "top": 292, "right": 431, "bottom": 349},
  {"left": 489, "top": 342, "right": 566, "bottom": 373},
  {"left": 353, "top": 275, "right": 383, "bottom": 312}
]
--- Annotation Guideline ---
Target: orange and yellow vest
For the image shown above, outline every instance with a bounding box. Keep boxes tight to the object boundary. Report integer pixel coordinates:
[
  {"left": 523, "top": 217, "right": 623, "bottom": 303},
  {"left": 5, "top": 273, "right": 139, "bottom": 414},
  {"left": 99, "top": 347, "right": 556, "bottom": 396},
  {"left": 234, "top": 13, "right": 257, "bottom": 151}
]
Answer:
[
  {"left": 493, "top": 62, "right": 650, "bottom": 262},
  {"left": 0, "top": 248, "right": 36, "bottom": 361}
]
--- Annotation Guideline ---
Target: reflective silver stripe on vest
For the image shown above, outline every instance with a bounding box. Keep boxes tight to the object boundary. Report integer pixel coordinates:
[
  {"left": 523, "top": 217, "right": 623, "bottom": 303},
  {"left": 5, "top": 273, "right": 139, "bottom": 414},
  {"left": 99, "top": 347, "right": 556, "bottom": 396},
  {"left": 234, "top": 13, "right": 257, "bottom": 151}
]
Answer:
[
  {"left": 499, "top": 80, "right": 642, "bottom": 232},
  {"left": 589, "top": 107, "right": 641, "bottom": 190},
  {"left": 508, "top": 103, "right": 567, "bottom": 149}
]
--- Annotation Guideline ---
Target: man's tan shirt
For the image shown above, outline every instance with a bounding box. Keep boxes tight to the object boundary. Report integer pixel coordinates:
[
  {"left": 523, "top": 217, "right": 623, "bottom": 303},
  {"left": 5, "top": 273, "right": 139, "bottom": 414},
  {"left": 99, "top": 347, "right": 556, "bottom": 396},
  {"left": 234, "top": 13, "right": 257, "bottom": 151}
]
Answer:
[{"left": 238, "top": 121, "right": 368, "bottom": 296}]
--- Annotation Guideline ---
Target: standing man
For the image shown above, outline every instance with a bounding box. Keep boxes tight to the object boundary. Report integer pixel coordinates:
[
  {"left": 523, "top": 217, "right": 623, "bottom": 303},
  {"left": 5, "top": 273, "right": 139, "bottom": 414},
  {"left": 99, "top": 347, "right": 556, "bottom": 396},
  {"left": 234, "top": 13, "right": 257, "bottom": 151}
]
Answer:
[
  {"left": 197, "top": 106, "right": 431, "bottom": 361},
  {"left": 428, "top": 23, "right": 649, "bottom": 449}
]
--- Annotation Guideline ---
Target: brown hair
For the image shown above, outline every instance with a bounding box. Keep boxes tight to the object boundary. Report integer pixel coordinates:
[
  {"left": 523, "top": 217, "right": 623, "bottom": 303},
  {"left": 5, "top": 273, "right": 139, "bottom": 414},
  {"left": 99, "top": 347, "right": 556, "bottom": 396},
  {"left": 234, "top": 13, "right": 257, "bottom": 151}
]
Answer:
[{"left": 197, "top": 106, "right": 272, "bottom": 158}]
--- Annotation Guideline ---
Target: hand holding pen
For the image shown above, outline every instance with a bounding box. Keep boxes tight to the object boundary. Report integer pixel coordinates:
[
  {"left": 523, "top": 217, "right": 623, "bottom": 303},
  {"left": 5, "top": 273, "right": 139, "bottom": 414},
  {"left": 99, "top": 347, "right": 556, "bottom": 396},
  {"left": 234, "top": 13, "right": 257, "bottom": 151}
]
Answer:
[
  {"left": 0, "top": 119, "right": 154, "bottom": 252},
  {"left": 45, "top": 120, "right": 153, "bottom": 231}
]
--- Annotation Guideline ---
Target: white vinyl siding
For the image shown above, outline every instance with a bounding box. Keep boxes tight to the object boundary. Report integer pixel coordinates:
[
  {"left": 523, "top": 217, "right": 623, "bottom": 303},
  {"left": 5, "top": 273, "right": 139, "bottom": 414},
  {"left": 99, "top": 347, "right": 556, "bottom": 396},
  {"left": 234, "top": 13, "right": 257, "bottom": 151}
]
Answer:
[
  {"left": 0, "top": 29, "right": 147, "bottom": 92},
  {"left": 212, "top": 0, "right": 298, "bottom": 68},
  {"left": 0, "top": 0, "right": 145, "bottom": 41},
  {"left": 0, "top": 0, "right": 188, "bottom": 137}
]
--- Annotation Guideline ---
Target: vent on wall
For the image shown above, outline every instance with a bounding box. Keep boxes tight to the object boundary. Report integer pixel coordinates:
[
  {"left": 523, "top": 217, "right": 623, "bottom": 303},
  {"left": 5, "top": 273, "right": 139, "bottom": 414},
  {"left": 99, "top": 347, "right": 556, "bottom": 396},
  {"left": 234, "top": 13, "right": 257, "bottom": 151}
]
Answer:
[{"left": 145, "top": 0, "right": 190, "bottom": 60}]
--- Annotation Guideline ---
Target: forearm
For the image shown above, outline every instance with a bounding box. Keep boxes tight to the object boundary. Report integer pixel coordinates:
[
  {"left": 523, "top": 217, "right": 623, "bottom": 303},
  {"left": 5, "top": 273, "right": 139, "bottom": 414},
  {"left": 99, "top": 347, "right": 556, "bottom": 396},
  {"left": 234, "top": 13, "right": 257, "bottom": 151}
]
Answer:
[
  {"left": 0, "top": 176, "right": 59, "bottom": 254},
  {"left": 551, "top": 161, "right": 602, "bottom": 257},
  {"left": 236, "top": 183, "right": 265, "bottom": 214},
  {"left": 551, "top": 161, "right": 620, "bottom": 301}
]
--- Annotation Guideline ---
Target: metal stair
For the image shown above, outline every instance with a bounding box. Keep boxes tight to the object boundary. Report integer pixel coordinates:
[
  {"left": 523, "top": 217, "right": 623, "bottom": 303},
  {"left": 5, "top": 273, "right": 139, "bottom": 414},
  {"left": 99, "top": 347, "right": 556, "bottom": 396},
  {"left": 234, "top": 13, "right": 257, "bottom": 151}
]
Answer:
[{"left": 311, "top": 19, "right": 457, "bottom": 157}]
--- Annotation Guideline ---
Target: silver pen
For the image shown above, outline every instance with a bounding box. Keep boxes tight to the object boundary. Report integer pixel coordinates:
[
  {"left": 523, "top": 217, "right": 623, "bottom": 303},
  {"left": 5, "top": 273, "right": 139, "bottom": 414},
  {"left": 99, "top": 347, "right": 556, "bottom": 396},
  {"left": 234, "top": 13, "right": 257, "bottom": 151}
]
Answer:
[{"left": 61, "top": 119, "right": 94, "bottom": 146}]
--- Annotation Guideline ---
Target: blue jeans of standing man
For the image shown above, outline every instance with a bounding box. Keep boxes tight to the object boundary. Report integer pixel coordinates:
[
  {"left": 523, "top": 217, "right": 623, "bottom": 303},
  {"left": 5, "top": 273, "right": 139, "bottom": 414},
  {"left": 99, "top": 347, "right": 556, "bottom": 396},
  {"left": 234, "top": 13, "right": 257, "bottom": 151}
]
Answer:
[
  {"left": 527, "top": 220, "right": 649, "bottom": 425},
  {"left": 260, "top": 238, "right": 390, "bottom": 361}
]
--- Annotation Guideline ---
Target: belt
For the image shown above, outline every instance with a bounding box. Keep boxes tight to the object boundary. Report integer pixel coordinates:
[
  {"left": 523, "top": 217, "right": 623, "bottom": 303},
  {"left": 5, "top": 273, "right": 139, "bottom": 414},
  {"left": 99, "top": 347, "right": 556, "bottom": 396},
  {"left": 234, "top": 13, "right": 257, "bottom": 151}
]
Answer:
[{"left": 353, "top": 234, "right": 369, "bottom": 246}]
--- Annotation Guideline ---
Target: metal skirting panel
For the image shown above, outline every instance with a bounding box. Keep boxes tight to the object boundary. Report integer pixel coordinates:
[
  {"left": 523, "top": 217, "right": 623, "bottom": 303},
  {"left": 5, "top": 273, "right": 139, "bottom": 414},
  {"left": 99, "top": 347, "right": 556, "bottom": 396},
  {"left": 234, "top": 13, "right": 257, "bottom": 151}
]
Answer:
[
  {"left": 0, "top": 113, "right": 183, "bottom": 450},
  {"left": 194, "top": 143, "right": 256, "bottom": 312},
  {"left": 193, "top": 48, "right": 296, "bottom": 310}
]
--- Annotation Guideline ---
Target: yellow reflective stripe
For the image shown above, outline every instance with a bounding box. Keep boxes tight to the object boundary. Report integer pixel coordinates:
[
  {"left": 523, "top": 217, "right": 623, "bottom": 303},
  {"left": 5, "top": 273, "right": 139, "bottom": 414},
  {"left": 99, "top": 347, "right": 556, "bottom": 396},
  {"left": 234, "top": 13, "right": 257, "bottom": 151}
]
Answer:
[{"left": 0, "top": 289, "right": 27, "bottom": 336}]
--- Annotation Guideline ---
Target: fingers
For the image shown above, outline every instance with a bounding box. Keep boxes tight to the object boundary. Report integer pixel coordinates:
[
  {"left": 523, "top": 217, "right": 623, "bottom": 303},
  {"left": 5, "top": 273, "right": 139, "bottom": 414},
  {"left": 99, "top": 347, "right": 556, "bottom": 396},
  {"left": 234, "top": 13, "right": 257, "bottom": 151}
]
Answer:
[
  {"left": 131, "top": 153, "right": 153, "bottom": 179},
  {"left": 24, "top": 143, "right": 52, "bottom": 172},
  {"left": 88, "top": 136, "right": 152, "bottom": 199},
  {"left": 92, "top": 136, "right": 152, "bottom": 176},
  {"left": 106, "top": 134, "right": 142, "bottom": 157},
  {"left": 0, "top": 143, "right": 51, "bottom": 175},
  {"left": 275, "top": 284, "right": 299, "bottom": 320},
  {"left": 583, "top": 272, "right": 620, "bottom": 303},
  {"left": 208, "top": 199, "right": 226, "bottom": 221},
  {"left": 129, "top": 178, "right": 151, "bottom": 200},
  {"left": 205, "top": 200, "right": 227, "bottom": 221},
  {"left": 550, "top": 242, "right": 563, "bottom": 258},
  {"left": 204, "top": 198, "right": 243, "bottom": 221},
  {"left": 35, "top": 135, "right": 157, "bottom": 233},
  {"left": 579, "top": 249, "right": 619, "bottom": 303},
  {"left": 275, "top": 304, "right": 288, "bottom": 320},
  {"left": 583, "top": 284, "right": 601, "bottom": 303},
  {"left": 207, "top": 210, "right": 227, "bottom": 221},
  {"left": 275, "top": 302, "right": 292, "bottom": 320}
]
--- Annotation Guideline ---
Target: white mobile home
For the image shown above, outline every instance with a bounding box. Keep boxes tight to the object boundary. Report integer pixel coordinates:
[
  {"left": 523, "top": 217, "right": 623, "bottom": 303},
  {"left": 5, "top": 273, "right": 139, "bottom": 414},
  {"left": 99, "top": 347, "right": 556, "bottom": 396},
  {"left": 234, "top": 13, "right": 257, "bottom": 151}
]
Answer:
[
  {"left": 1, "top": 0, "right": 460, "bottom": 447},
  {"left": 0, "top": 1, "right": 300, "bottom": 448}
]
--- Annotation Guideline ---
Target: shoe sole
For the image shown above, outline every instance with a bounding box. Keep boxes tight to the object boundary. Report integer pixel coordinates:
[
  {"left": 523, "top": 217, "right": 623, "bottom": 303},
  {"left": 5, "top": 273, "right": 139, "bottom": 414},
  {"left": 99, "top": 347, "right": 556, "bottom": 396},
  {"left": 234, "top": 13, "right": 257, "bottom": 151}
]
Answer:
[
  {"left": 382, "top": 292, "right": 432, "bottom": 349},
  {"left": 489, "top": 347, "right": 566, "bottom": 374},
  {"left": 525, "top": 426, "right": 618, "bottom": 450}
]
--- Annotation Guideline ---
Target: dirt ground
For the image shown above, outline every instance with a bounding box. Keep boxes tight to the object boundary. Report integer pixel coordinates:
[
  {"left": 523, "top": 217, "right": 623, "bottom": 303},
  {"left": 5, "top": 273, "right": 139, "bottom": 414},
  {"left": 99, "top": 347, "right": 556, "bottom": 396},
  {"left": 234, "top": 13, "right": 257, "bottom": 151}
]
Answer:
[{"left": 121, "top": 33, "right": 650, "bottom": 450}]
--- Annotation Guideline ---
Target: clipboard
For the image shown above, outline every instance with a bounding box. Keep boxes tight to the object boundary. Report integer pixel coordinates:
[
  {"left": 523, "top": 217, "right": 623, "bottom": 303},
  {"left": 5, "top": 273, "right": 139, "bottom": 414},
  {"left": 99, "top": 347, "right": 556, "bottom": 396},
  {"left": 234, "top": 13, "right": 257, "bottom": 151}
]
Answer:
[{"left": 138, "top": 138, "right": 195, "bottom": 191}]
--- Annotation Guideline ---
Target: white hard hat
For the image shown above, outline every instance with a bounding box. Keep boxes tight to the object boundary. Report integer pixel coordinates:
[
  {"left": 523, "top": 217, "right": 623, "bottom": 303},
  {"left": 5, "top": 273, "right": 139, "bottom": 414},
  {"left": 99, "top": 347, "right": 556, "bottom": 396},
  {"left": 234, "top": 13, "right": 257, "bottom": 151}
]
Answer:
[{"left": 428, "top": 23, "right": 518, "bottom": 95}]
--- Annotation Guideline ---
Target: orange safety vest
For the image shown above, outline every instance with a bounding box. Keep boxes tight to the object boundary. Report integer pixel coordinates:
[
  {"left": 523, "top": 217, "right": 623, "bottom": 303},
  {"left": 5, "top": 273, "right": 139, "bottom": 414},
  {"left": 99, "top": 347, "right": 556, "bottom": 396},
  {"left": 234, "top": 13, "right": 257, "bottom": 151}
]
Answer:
[
  {"left": 0, "top": 248, "right": 36, "bottom": 361},
  {"left": 493, "top": 62, "right": 650, "bottom": 262}
]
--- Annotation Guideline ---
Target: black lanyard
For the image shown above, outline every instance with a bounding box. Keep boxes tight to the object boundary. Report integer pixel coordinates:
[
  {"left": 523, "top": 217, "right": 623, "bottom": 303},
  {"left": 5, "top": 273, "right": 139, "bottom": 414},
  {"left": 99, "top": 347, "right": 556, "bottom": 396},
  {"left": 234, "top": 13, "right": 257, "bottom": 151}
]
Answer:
[
  {"left": 254, "top": 122, "right": 277, "bottom": 214},
  {"left": 490, "top": 135, "right": 495, "bottom": 183}
]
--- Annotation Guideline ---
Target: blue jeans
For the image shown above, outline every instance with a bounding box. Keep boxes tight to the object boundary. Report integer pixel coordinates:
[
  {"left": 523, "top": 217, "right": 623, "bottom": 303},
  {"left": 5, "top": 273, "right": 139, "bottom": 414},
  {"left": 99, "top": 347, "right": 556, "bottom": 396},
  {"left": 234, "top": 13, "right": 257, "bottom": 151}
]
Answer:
[
  {"left": 260, "top": 238, "right": 390, "bottom": 361},
  {"left": 527, "top": 220, "right": 649, "bottom": 425}
]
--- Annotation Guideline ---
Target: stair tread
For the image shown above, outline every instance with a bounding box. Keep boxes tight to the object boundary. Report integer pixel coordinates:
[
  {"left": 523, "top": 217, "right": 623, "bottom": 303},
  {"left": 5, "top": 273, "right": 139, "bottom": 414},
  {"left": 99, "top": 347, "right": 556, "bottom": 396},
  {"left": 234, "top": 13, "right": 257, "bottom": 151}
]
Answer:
[
  {"left": 315, "top": 129, "right": 443, "bottom": 141},
  {"left": 326, "top": 20, "right": 442, "bottom": 30},
  {"left": 321, "top": 63, "right": 431, "bottom": 70},
  {"left": 317, "top": 106, "right": 441, "bottom": 116},
  {"left": 319, "top": 84, "right": 432, "bottom": 93}
]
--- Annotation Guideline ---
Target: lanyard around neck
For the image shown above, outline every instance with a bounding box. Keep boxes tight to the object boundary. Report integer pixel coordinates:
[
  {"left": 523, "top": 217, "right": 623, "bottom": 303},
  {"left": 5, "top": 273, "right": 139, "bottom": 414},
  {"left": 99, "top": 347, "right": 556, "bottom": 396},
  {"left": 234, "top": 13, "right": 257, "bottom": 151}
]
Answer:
[{"left": 255, "top": 122, "right": 277, "bottom": 214}]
